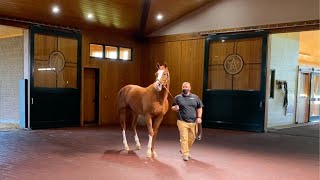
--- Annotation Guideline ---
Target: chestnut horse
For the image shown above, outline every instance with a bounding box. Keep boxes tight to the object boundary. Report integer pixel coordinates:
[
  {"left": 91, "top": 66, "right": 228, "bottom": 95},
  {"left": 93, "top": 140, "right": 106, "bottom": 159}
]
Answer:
[{"left": 117, "top": 63, "right": 170, "bottom": 158}]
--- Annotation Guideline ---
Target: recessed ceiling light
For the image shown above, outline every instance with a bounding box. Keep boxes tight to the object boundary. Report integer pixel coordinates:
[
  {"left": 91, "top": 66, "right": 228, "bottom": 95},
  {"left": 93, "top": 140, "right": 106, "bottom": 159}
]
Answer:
[
  {"left": 156, "top": 14, "right": 163, "bottom": 21},
  {"left": 52, "top": 6, "right": 60, "bottom": 14},
  {"left": 87, "top": 13, "right": 94, "bottom": 19}
]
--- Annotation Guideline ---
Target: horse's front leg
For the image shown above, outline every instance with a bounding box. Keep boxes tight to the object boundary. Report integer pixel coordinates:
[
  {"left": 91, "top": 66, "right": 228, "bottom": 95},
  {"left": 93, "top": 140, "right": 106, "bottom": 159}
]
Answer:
[
  {"left": 151, "top": 115, "right": 163, "bottom": 158},
  {"left": 145, "top": 114, "right": 154, "bottom": 158}
]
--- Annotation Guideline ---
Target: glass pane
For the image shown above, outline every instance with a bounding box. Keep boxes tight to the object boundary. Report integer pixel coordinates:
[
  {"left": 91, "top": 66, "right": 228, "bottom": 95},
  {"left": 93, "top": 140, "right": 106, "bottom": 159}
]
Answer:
[
  {"left": 119, "top": 47, "right": 132, "bottom": 60},
  {"left": 298, "top": 73, "right": 310, "bottom": 97},
  {"left": 312, "top": 74, "right": 320, "bottom": 98},
  {"left": 310, "top": 73, "right": 320, "bottom": 120},
  {"left": 90, "top": 44, "right": 103, "bottom": 58},
  {"left": 34, "top": 34, "right": 78, "bottom": 89},
  {"left": 233, "top": 64, "right": 261, "bottom": 90},
  {"left": 207, "top": 64, "right": 232, "bottom": 90},
  {"left": 105, "top": 46, "right": 118, "bottom": 59}
]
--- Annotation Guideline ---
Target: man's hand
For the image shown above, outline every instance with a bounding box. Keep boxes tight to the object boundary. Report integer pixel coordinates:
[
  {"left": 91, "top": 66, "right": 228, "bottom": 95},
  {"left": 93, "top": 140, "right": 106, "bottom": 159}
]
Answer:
[
  {"left": 171, "top": 105, "right": 179, "bottom": 112},
  {"left": 196, "top": 118, "right": 202, "bottom": 124}
]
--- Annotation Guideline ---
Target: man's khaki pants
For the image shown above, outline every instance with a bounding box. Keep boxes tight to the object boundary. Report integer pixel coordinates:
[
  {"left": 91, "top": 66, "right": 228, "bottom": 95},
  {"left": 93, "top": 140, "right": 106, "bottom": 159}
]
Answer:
[{"left": 177, "top": 120, "right": 196, "bottom": 156}]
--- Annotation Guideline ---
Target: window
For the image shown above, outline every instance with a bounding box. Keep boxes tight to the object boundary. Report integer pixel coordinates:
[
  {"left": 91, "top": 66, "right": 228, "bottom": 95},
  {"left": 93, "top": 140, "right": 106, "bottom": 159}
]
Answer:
[
  {"left": 119, "top": 47, "right": 132, "bottom": 60},
  {"left": 89, "top": 43, "right": 133, "bottom": 61},
  {"left": 89, "top": 44, "right": 103, "bottom": 58},
  {"left": 105, "top": 46, "right": 118, "bottom": 59}
]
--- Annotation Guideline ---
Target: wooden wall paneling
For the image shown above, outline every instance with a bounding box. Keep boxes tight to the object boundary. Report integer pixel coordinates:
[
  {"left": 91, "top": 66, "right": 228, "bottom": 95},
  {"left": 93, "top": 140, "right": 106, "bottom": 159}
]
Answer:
[
  {"left": 81, "top": 30, "right": 142, "bottom": 125},
  {"left": 145, "top": 39, "right": 205, "bottom": 125},
  {"left": 101, "top": 62, "right": 120, "bottom": 124},
  {"left": 142, "top": 43, "right": 166, "bottom": 86},
  {"left": 164, "top": 41, "right": 181, "bottom": 125},
  {"left": 181, "top": 39, "right": 205, "bottom": 99}
]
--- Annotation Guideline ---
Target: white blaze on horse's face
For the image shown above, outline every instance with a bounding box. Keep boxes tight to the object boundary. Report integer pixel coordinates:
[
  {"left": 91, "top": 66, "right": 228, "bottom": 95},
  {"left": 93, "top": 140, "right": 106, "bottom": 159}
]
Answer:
[{"left": 154, "top": 69, "right": 164, "bottom": 91}]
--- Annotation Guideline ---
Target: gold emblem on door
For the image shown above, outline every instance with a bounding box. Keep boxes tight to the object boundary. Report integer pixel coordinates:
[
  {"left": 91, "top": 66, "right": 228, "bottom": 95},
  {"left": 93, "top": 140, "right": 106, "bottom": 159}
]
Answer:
[{"left": 223, "top": 54, "right": 244, "bottom": 75}]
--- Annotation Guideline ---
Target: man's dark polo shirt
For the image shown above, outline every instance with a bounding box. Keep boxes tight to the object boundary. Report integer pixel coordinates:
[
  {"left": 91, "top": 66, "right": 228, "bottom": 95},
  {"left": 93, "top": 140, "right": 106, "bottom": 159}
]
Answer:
[{"left": 173, "top": 93, "right": 204, "bottom": 123}]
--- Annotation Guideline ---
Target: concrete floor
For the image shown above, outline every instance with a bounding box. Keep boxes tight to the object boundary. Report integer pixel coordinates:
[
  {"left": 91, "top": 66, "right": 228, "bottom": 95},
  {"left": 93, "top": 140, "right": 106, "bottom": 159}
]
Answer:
[{"left": 0, "top": 124, "right": 318, "bottom": 180}]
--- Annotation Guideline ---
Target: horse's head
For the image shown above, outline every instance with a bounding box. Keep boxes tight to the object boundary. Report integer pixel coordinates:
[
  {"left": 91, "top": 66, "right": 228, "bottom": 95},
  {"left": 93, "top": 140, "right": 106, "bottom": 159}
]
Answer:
[{"left": 154, "top": 62, "right": 170, "bottom": 91}]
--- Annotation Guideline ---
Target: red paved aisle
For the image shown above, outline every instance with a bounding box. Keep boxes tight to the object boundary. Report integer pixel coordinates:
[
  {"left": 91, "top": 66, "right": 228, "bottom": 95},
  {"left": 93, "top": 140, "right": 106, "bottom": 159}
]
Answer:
[{"left": 0, "top": 125, "right": 318, "bottom": 180}]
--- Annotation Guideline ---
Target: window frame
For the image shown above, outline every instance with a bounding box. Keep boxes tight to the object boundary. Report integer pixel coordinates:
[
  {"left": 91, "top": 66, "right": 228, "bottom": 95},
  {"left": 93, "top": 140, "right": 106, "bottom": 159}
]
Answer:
[
  {"left": 118, "top": 47, "right": 133, "bottom": 61},
  {"left": 89, "top": 43, "right": 104, "bottom": 59},
  {"left": 89, "top": 43, "right": 133, "bottom": 61}
]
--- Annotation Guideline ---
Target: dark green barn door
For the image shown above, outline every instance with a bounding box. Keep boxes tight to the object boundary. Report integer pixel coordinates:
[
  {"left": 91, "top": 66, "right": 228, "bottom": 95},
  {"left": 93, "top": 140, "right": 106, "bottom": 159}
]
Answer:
[
  {"left": 203, "top": 32, "right": 267, "bottom": 132},
  {"left": 30, "top": 26, "right": 81, "bottom": 129}
]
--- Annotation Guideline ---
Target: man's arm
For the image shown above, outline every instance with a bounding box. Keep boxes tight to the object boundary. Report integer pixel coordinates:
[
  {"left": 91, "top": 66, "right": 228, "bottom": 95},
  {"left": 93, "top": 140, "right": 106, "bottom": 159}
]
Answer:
[{"left": 196, "top": 107, "right": 202, "bottom": 123}]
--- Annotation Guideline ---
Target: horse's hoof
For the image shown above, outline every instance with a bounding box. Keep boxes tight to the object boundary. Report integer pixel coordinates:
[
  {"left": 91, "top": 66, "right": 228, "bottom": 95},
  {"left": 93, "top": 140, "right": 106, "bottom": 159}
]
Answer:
[
  {"left": 146, "top": 151, "right": 152, "bottom": 158},
  {"left": 136, "top": 144, "right": 141, "bottom": 150},
  {"left": 152, "top": 151, "right": 158, "bottom": 158},
  {"left": 124, "top": 146, "right": 130, "bottom": 151}
]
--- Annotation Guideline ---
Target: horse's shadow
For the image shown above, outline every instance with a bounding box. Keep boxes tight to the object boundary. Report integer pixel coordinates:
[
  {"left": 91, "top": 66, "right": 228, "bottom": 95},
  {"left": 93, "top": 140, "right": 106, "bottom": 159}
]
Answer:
[
  {"left": 104, "top": 149, "right": 137, "bottom": 155},
  {"left": 103, "top": 149, "right": 181, "bottom": 179}
]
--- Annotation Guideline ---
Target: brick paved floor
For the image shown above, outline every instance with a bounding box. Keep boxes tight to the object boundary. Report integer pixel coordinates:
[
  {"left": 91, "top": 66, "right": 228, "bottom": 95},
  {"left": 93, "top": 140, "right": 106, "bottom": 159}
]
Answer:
[{"left": 0, "top": 125, "right": 318, "bottom": 180}]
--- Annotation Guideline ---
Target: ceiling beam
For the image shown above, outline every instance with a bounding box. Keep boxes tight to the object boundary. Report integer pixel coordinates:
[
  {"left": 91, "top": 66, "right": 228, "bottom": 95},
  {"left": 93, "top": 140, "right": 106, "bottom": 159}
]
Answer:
[{"left": 139, "top": 0, "right": 151, "bottom": 36}]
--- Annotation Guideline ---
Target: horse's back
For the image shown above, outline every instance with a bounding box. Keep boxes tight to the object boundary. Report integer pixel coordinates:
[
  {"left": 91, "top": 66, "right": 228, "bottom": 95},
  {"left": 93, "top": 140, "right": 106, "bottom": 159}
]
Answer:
[{"left": 117, "top": 84, "right": 146, "bottom": 110}]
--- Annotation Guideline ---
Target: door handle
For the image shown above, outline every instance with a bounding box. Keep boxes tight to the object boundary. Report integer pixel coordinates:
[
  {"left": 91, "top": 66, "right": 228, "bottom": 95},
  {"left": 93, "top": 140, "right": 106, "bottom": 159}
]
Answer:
[
  {"left": 259, "top": 101, "right": 265, "bottom": 110},
  {"left": 31, "top": 98, "right": 34, "bottom": 105}
]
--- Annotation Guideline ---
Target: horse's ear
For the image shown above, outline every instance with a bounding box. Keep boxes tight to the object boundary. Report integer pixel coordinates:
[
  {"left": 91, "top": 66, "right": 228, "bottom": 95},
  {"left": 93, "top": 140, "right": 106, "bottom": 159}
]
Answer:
[
  {"left": 164, "top": 62, "right": 167, "bottom": 68},
  {"left": 156, "top": 62, "right": 160, "bottom": 69}
]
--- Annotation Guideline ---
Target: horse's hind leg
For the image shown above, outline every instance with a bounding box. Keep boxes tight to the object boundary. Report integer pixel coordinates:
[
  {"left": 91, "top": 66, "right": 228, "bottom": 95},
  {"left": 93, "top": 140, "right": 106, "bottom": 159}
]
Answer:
[
  {"left": 131, "top": 112, "right": 141, "bottom": 150},
  {"left": 120, "top": 108, "right": 130, "bottom": 151}
]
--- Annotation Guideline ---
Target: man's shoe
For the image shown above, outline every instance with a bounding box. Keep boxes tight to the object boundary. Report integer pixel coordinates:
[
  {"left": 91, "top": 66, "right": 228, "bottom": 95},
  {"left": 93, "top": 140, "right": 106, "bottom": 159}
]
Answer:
[
  {"left": 183, "top": 155, "right": 189, "bottom": 161},
  {"left": 180, "top": 150, "right": 191, "bottom": 158},
  {"left": 197, "top": 135, "right": 202, "bottom": 140}
]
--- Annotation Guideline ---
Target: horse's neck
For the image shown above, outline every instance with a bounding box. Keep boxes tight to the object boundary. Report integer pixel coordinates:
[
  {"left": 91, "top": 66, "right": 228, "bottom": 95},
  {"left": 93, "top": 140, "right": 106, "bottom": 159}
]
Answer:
[{"left": 147, "top": 83, "right": 169, "bottom": 103}]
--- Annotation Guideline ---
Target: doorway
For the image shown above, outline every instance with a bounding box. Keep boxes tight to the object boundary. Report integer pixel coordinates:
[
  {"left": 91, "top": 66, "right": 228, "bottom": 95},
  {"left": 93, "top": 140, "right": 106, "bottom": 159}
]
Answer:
[{"left": 83, "top": 68, "right": 100, "bottom": 125}]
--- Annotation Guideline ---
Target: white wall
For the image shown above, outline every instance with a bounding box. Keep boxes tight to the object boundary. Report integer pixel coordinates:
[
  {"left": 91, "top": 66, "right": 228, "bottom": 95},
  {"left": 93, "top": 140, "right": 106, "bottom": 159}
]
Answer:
[
  {"left": 150, "top": 0, "right": 319, "bottom": 36},
  {"left": 267, "top": 33, "right": 300, "bottom": 127},
  {"left": 0, "top": 36, "right": 24, "bottom": 124}
]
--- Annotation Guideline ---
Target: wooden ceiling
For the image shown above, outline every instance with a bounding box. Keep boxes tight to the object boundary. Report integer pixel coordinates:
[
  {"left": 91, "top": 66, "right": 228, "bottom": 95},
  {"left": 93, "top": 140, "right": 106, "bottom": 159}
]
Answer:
[{"left": 0, "top": 0, "right": 213, "bottom": 36}]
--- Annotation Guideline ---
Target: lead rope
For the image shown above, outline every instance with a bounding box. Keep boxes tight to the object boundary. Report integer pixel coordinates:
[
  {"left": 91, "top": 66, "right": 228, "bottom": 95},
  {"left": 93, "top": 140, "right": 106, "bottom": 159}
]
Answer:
[{"left": 163, "top": 86, "right": 202, "bottom": 141}]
